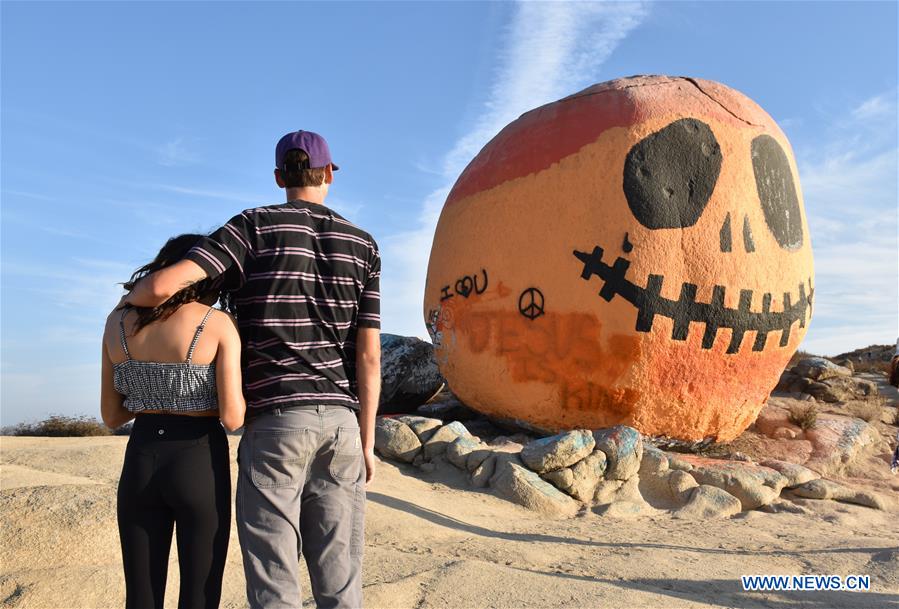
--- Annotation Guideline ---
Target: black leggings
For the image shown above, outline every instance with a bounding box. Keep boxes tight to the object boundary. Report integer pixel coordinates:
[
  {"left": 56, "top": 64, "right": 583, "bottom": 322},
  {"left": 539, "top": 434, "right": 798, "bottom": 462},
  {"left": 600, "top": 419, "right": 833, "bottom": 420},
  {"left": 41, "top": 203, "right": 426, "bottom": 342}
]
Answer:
[{"left": 117, "top": 414, "right": 231, "bottom": 609}]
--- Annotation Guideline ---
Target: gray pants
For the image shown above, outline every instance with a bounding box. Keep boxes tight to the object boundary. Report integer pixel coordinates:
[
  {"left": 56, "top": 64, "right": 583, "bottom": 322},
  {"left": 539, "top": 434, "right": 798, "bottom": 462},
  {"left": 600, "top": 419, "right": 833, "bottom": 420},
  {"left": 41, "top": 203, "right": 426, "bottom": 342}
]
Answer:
[{"left": 236, "top": 405, "right": 365, "bottom": 609}]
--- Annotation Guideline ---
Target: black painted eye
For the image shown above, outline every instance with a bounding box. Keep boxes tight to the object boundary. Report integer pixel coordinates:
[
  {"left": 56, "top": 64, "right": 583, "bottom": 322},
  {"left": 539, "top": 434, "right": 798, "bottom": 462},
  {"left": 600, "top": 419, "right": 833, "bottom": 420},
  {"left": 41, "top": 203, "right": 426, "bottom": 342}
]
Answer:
[
  {"left": 623, "top": 118, "right": 722, "bottom": 229},
  {"left": 751, "top": 135, "right": 803, "bottom": 250}
]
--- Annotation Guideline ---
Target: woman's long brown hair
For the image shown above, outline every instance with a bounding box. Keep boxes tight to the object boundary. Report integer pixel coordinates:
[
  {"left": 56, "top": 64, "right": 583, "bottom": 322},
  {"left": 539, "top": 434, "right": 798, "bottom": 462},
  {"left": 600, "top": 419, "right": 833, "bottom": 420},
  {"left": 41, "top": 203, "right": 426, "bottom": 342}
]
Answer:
[{"left": 120, "top": 234, "right": 227, "bottom": 334}]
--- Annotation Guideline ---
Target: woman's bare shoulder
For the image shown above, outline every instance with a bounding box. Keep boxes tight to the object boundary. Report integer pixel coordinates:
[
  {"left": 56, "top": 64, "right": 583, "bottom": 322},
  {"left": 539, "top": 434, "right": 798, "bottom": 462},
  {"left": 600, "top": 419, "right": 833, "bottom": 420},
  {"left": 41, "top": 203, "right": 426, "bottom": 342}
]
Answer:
[{"left": 206, "top": 307, "right": 239, "bottom": 335}]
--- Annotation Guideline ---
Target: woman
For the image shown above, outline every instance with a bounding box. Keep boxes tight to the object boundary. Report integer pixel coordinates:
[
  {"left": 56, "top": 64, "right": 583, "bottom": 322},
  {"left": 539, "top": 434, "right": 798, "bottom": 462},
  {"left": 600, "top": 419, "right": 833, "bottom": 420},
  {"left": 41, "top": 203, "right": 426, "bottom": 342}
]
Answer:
[{"left": 100, "top": 233, "right": 245, "bottom": 609}]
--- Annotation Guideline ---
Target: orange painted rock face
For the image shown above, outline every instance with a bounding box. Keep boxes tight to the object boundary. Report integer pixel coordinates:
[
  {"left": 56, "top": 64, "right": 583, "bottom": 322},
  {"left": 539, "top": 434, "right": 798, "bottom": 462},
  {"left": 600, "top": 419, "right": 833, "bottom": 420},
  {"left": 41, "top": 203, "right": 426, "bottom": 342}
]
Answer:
[{"left": 423, "top": 75, "right": 814, "bottom": 442}]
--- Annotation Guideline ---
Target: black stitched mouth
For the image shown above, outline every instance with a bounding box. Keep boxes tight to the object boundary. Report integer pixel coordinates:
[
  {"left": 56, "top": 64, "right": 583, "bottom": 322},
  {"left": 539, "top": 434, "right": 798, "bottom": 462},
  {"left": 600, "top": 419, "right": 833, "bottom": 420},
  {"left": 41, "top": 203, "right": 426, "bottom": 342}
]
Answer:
[{"left": 573, "top": 245, "right": 813, "bottom": 354}]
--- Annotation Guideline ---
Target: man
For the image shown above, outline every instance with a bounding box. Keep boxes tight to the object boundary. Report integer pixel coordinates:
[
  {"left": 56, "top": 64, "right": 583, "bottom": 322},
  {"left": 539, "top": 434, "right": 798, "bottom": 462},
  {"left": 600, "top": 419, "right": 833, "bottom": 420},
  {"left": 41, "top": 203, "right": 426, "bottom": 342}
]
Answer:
[{"left": 126, "top": 130, "right": 380, "bottom": 608}]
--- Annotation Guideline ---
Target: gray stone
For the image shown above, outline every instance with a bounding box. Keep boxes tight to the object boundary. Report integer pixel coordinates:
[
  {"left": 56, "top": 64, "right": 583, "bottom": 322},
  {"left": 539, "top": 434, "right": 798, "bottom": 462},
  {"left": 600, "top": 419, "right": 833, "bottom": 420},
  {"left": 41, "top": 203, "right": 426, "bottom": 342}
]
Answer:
[
  {"left": 492, "top": 463, "right": 580, "bottom": 517},
  {"left": 804, "top": 415, "right": 880, "bottom": 472},
  {"left": 792, "top": 357, "right": 853, "bottom": 381},
  {"left": 374, "top": 417, "right": 421, "bottom": 463},
  {"left": 674, "top": 485, "right": 742, "bottom": 519},
  {"left": 639, "top": 445, "right": 669, "bottom": 477},
  {"left": 666, "top": 454, "right": 694, "bottom": 472},
  {"left": 422, "top": 421, "right": 471, "bottom": 460},
  {"left": 834, "top": 358, "right": 855, "bottom": 373},
  {"left": 445, "top": 436, "right": 482, "bottom": 470},
  {"left": 688, "top": 460, "right": 788, "bottom": 510},
  {"left": 466, "top": 448, "right": 494, "bottom": 472},
  {"left": 568, "top": 450, "right": 607, "bottom": 502},
  {"left": 489, "top": 452, "right": 523, "bottom": 487},
  {"left": 593, "top": 426, "right": 643, "bottom": 480},
  {"left": 395, "top": 415, "right": 444, "bottom": 443},
  {"left": 667, "top": 470, "right": 699, "bottom": 501},
  {"left": 541, "top": 467, "right": 575, "bottom": 493},
  {"left": 775, "top": 371, "right": 809, "bottom": 394},
  {"left": 855, "top": 378, "right": 878, "bottom": 396},
  {"left": 417, "top": 395, "right": 476, "bottom": 421},
  {"left": 760, "top": 459, "right": 819, "bottom": 488},
  {"left": 637, "top": 469, "right": 675, "bottom": 509},
  {"left": 520, "top": 430, "right": 595, "bottom": 474},
  {"left": 488, "top": 437, "right": 525, "bottom": 453},
  {"left": 380, "top": 334, "right": 445, "bottom": 412},
  {"left": 791, "top": 479, "right": 887, "bottom": 510},
  {"left": 593, "top": 479, "right": 624, "bottom": 505},
  {"left": 470, "top": 454, "right": 496, "bottom": 488}
]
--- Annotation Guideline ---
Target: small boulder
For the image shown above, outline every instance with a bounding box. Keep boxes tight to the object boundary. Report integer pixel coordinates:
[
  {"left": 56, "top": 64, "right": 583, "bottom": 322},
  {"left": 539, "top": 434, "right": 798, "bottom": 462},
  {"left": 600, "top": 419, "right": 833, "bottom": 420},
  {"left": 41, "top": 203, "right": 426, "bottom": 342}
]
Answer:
[
  {"left": 489, "top": 437, "right": 526, "bottom": 453},
  {"left": 594, "top": 501, "right": 650, "bottom": 518},
  {"left": 541, "top": 467, "right": 575, "bottom": 493},
  {"left": 667, "top": 470, "right": 699, "bottom": 501},
  {"left": 395, "top": 415, "right": 444, "bottom": 443},
  {"left": 593, "top": 426, "right": 643, "bottom": 480},
  {"left": 639, "top": 445, "right": 669, "bottom": 477},
  {"left": 771, "top": 427, "right": 798, "bottom": 440},
  {"left": 417, "top": 394, "right": 476, "bottom": 421},
  {"left": 489, "top": 452, "right": 524, "bottom": 487},
  {"left": 791, "top": 479, "right": 887, "bottom": 510},
  {"left": 470, "top": 454, "right": 496, "bottom": 488},
  {"left": 792, "top": 357, "right": 853, "bottom": 381},
  {"left": 492, "top": 463, "right": 580, "bottom": 517},
  {"left": 374, "top": 417, "right": 421, "bottom": 463},
  {"left": 834, "top": 358, "right": 855, "bottom": 373},
  {"left": 775, "top": 371, "right": 809, "bottom": 394},
  {"left": 674, "top": 485, "right": 742, "bottom": 519},
  {"left": 520, "top": 430, "right": 595, "bottom": 474},
  {"left": 423, "top": 421, "right": 471, "bottom": 460},
  {"left": 593, "top": 479, "right": 624, "bottom": 505},
  {"left": 760, "top": 459, "right": 819, "bottom": 488},
  {"left": 466, "top": 448, "right": 494, "bottom": 472},
  {"left": 445, "top": 436, "right": 482, "bottom": 470},
  {"left": 684, "top": 458, "right": 788, "bottom": 510},
  {"left": 666, "top": 454, "right": 695, "bottom": 472},
  {"left": 380, "top": 334, "right": 445, "bottom": 412},
  {"left": 568, "top": 450, "right": 608, "bottom": 502}
]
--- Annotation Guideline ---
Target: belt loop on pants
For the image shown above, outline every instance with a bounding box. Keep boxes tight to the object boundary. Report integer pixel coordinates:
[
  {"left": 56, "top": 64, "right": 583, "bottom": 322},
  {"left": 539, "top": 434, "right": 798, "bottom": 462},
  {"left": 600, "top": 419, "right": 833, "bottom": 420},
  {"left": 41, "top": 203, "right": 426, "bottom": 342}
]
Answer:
[{"left": 315, "top": 404, "right": 325, "bottom": 414}]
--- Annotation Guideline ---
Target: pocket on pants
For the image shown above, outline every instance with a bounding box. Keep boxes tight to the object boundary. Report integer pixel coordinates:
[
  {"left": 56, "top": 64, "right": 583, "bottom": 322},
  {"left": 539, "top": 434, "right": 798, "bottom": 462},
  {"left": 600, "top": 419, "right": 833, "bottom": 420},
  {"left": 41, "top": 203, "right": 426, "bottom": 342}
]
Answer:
[
  {"left": 329, "top": 426, "right": 362, "bottom": 482},
  {"left": 250, "top": 428, "right": 310, "bottom": 489}
]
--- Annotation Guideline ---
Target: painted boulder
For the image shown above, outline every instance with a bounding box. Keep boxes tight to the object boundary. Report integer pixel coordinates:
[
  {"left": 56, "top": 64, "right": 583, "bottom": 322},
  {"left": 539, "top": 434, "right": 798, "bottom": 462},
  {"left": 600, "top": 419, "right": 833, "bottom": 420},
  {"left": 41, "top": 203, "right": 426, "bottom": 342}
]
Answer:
[{"left": 423, "top": 75, "right": 813, "bottom": 442}]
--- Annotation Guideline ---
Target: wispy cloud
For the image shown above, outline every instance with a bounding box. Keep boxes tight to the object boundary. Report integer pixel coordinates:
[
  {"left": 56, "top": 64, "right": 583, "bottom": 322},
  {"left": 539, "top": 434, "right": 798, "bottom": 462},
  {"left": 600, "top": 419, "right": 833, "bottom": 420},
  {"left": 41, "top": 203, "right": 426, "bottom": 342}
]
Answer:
[
  {"left": 797, "top": 89, "right": 898, "bottom": 355},
  {"left": 156, "top": 136, "right": 201, "bottom": 167},
  {"left": 149, "top": 183, "right": 263, "bottom": 204},
  {"left": 1, "top": 189, "right": 55, "bottom": 201},
  {"left": 379, "top": 1, "right": 650, "bottom": 338}
]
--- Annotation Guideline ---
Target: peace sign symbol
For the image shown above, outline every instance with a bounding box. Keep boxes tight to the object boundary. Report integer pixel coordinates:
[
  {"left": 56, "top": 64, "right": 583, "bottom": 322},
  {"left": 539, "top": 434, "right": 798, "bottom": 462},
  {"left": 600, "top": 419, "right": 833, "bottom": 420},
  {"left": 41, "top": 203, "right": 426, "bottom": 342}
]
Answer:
[{"left": 519, "top": 288, "right": 545, "bottom": 320}]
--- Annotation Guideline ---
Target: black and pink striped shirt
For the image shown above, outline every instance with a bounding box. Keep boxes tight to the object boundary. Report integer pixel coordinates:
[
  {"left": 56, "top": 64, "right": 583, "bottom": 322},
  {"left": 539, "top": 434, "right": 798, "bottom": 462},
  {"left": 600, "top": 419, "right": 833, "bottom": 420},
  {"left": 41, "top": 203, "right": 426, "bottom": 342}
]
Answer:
[{"left": 185, "top": 199, "right": 380, "bottom": 413}]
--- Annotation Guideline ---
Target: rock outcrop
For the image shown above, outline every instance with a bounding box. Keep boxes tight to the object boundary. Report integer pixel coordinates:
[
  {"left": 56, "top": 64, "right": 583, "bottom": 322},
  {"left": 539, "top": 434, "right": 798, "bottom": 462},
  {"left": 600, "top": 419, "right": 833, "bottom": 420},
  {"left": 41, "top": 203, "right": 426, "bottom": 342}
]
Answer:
[{"left": 380, "top": 334, "right": 445, "bottom": 413}]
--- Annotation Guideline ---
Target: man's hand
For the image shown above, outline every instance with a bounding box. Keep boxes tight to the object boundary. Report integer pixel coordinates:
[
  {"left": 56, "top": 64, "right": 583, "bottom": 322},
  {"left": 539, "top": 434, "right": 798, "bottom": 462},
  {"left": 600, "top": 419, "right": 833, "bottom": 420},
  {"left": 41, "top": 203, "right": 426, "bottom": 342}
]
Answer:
[{"left": 363, "top": 448, "right": 377, "bottom": 485}]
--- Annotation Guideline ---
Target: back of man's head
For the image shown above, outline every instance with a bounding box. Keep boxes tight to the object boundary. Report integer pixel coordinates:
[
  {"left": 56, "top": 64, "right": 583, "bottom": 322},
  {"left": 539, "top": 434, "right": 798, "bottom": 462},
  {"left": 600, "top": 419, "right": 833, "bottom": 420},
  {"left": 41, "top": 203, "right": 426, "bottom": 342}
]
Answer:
[{"left": 281, "top": 148, "right": 328, "bottom": 188}]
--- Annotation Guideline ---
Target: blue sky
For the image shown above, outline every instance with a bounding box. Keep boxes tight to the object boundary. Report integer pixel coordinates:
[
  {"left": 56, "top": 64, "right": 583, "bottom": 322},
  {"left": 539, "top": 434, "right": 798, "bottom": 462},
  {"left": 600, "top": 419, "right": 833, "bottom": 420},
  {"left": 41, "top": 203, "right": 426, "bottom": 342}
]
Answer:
[{"left": 2, "top": 1, "right": 896, "bottom": 425}]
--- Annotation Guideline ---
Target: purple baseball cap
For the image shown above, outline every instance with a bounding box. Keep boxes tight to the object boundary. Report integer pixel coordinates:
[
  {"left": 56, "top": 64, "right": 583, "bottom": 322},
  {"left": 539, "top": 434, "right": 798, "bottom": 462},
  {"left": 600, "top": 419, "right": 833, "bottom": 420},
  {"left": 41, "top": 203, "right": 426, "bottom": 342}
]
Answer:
[{"left": 275, "top": 130, "right": 339, "bottom": 171}]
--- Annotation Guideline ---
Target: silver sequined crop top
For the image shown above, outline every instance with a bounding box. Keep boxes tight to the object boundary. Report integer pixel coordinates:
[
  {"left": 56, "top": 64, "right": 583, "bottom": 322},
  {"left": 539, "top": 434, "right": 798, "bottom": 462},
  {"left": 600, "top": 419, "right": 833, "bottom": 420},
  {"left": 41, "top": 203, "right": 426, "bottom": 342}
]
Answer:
[{"left": 113, "top": 307, "right": 218, "bottom": 413}]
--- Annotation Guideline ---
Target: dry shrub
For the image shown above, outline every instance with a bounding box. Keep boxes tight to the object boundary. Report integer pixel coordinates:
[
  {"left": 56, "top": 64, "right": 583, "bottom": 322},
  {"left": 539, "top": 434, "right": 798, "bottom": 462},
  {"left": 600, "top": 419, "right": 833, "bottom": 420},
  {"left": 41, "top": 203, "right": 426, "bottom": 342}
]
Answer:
[
  {"left": 853, "top": 359, "right": 890, "bottom": 375},
  {"left": 8, "top": 414, "right": 112, "bottom": 437},
  {"left": 788, "top": 404, "right": 819, "bottom": 431},
  {"left": 852, "top": 400, "right": 884, "bottom": 423}
]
